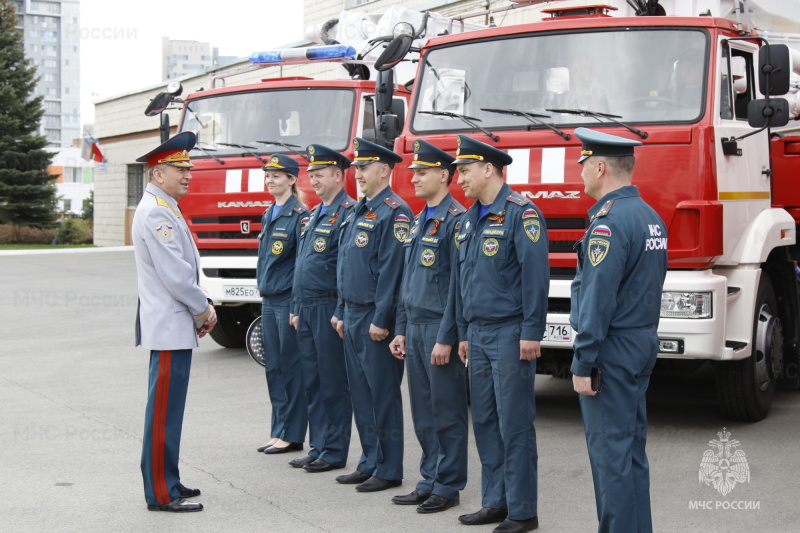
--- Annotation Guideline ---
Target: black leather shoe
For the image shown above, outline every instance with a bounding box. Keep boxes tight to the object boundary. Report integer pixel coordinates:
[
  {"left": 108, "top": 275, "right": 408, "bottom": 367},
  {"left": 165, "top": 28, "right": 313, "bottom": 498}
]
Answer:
[
  {"left": 176, "top": 483, "right": 201, "bottom": 498},
  {"left": 264, "top": 442, "right": 303, "bottom": 454},
  {"left": 336, "top": 470, "right": 372, "bottom": 484},
  {"left": 417, "top": 494, "right": 459, "bottom": 513},
  {"left": 391, "top": 489, "right": 431, "bottom": 505},
  {"left": 257, "top": 443, "right": 273, "bottom": 453},
  {"left": 355, "top": 476, "right": 402, "bottom": 492},
  {"left": 458, "top": 507, "right": 508, "bottom": 525},
  {"left": 303, "top": 459, "right": 342, "bottom": 473},
  {"left": 492, "top": 517, "right": 539, "bottom": 532},
  {"left": 147, "top": 498, "right": 203, "bottom": 512},
  {"left": 289, "top": 455, "right": 316, "bottom": 468}
]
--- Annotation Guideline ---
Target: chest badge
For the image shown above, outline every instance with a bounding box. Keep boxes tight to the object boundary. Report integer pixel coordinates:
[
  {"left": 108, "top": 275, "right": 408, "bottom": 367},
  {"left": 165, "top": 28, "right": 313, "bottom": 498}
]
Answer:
[
  {"left": 421, "top": 248, "right": 436, "bottom": 267},
  {"left": 355, "top": 231, "right": 369, "bottom": 247},
  {"left": 271, "top": 240, "right": 284, "bottom": 255},
  {"left": 483, "top": 238, "right": 499, "bottom": 257},
  {"left": 313, "top": 237, "right": 326, "bottom": 253}
]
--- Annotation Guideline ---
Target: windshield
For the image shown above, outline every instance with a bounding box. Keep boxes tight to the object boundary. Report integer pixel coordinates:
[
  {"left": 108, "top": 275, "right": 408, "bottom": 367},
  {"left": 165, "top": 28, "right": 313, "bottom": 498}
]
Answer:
[
  {"left": 180, "top": 88, "right": 356, "bottom": 156},
  {"left": 411, "top": 29, "right": 708, "bottom": 133}
]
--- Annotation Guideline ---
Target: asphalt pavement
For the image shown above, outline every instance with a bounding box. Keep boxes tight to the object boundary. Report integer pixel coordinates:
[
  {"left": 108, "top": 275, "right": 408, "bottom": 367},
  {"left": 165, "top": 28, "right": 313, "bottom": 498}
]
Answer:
[{"left": 1, "top": 248, "right": 797, "bottom": 532}]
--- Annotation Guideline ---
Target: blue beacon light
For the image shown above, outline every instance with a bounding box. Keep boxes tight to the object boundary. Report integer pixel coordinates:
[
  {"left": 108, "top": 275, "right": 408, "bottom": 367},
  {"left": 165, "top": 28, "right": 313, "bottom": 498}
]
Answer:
[{"left": 249, "top": 45, "right": 357, "bottom": 65}]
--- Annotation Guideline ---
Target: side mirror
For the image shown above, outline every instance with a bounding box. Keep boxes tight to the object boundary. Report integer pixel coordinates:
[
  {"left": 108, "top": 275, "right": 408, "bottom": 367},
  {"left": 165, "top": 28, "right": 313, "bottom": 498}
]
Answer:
[
  {"left": 374, "top": 34, "right": 413, "bottom": 72},
  {"left": 159, "top": 113, "right": 171, "bottom": 143},
  {"left": 758, "top": 44, "right": 791, "bottom": 96},
  {"left": 145, "top": 92, "right": 172, "bottom": 117},
  {"left": 747, "top": 98, "right": 790, "bottom": 128},
  {"left": 377, "top": 115, "right": 400, "bottom": 148},
  {"left": 375, "top": 69, "right": 394, "bottom": 115}
]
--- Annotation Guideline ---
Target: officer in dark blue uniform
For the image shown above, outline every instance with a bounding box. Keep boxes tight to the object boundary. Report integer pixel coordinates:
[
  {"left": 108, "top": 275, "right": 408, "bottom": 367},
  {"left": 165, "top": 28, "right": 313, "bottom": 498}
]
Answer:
[
  {"left": 450, "top": 135, "right": 549, "bottom": 533},
  {"left": 256, "top": 154, "right": 310, "bottom": 455},
  {"left": 389, "top": 139, "right": 468, "bottom": 513},
  {"left": 333, "top": 138, "right": 413, "bottom": 492},
  {"left": 288, "top": 145, "right": 355, "bottom": 473},
  {"left": 570, "top": 128, "right": 668, "bottom": 533}
]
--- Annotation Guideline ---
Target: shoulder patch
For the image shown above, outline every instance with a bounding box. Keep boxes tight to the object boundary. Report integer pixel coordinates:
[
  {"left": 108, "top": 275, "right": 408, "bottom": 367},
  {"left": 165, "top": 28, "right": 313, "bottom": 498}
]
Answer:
[
  {"left": 384, "top": 196, "right": 401, "bottom": 210},
  {"left": 588, "top": 238, "right": 610, "bottom": 266},
  {"left": 155, "top": 220, "right": 174, "bottom": 243},
  {"left": 506, "top": 193, "right": 528, "bottom": 207},
  {"left": 448, "top": 200, "right": 466, "bottom": 216},
  {"left": 591, "top": 224, "right": 611, "bottom": 237}
]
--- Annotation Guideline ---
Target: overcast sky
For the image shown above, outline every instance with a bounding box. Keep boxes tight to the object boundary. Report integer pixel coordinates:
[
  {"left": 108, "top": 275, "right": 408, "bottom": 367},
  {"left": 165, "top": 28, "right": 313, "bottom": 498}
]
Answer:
[{"left": 78, "top": 0, "right": 304, "bottom": 124}]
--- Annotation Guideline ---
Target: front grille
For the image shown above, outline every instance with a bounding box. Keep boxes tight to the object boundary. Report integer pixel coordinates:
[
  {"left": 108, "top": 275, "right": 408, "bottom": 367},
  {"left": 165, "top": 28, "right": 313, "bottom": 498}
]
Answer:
[
  {"left": 203, "top": 268, "right": 257, "bottom": 279},
  {"left": 547, "top": 297, "right": 571, "bottom": 314},
  {"left": 198, "top": 249, "right": 258, "bottom": 257},
  {"left": 192, "top": 215, "right": 263, "bottom": 224},
  {"left": 550, "top": 267, "right": 576, "bottom": 280},
  {"left": 197, "top": 232, "right": 260, "bottom": 240},
  {"left": 545, "top": 218, "right": 588, "bottom": 230}
]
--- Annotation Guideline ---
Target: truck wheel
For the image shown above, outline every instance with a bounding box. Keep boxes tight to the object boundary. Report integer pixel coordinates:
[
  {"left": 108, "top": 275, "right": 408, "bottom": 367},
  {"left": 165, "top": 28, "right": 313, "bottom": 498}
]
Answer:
[
  {"left": 209, "top": 306, "right": 249, "bottom": 348},
  {"left": 715, "top": 275, "right": 784, "bottom": 421}
]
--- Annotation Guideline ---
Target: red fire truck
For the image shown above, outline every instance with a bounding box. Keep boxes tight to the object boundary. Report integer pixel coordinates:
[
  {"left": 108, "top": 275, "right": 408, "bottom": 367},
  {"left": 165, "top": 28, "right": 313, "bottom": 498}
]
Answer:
[{"left": 389, "top": 0, "right": 800, "bottom": 421}]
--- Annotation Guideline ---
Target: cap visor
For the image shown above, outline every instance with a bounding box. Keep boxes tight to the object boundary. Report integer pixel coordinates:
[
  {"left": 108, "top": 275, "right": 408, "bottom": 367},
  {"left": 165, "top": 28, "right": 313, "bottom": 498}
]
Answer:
[{"left": 165, "top": 161, "right": 194, "bottom": 168}]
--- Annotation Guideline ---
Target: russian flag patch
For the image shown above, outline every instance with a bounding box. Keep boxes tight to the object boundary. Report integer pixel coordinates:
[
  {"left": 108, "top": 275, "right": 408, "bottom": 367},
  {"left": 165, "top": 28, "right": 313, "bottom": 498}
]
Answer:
[{"left": 591, "top": 225, "right": 611, "bottom": 237}]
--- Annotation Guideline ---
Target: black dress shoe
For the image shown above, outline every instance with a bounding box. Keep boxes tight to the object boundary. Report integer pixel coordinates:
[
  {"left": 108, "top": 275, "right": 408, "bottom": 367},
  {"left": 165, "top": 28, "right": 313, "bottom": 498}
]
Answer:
[
  {"left": 147, "top": 498, "right": 203, "bottom": 512},
  {"left": 289, "top": 455, "right": 316, "bottom": 468},
  {"left": 458, "top": 507, "right": 508, "bottom": 525},
  {"left": 303, "top": 459, "right": 341, "bottom": 473},
  {"left": 256, "top": 443, "right": 273, "bottom": 453},
  {"left": 355, "top": 476, "right": 402, "bottom": 492},
  {"left": 417, "top": 494, "right": 459, "bottom": 513},
  {"left": 391, "top": 489, "right": 431, "bottom": 505},
  {"left": 176, "top": 483, "right": 201, "bottom": 498},
  {"left": 335, "top": 470, "right": 372, "bottom": 484},
  {"left": 263, "top": 442, "right": 303, "bottom": 454},
  {"left": 492, "top": 517, "right": 539, "bottom": 532}
]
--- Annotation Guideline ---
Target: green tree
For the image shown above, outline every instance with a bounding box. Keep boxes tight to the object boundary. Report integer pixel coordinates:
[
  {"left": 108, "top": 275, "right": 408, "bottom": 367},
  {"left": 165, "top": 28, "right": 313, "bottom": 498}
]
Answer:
[
  {"left": 0, "top": 0, "right": 58, "bottom": 228},
  {"left": 82, "top": 189, "right": 94, "bottom": 222}
]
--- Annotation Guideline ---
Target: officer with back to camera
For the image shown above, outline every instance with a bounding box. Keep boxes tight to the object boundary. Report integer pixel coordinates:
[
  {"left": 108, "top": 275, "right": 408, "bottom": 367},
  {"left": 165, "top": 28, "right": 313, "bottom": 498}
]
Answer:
[
  {"left": 332, "top": 137, "right": 413, "bottom": 492},
  {"left": 132, "top": 131, "right": 216, "bottom": 513},
  {"left": 450, "top": 135, "right": 549, "bottom": 533},
  {"left": 288, "top": 144, "right": 355, "bottom": 473},
  {"left": 570, "top": 128, "right": 668, "bottom": 533},
  {"left": 389, "top": 139, "right": 468, "bottom": 514}
]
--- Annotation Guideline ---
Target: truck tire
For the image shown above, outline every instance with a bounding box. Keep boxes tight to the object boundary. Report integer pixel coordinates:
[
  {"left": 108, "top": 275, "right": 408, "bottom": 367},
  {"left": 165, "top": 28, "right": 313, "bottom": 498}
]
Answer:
[
  {"left": 209, "top": 306, "right": 249, "bottom": 348},
  {"left": 715, "top": 275, "right": 784, "bottom": 421}
]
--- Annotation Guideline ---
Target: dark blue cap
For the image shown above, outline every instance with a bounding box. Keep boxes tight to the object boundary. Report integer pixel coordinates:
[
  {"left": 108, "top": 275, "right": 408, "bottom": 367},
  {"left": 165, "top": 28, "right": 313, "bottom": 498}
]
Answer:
[
  {"left": 306, "top": 144, "right": 351, "bottom": 171},
  {"left": 351, "top": 137, "right": 403, "bottom": 167},
  {"left": 136, "top": 131, "right": 196, "bottom": 168},
  {"left": 452, "top": 134, "right": 513, "bottom": 168},
  {"left": 575, "top": 127, "right": 642, "bottom": 164},
  {"left": 262, "top": 153, "right": 299, "bottom": 176},
  {"left": 409, "top": 139, "right": 455, "bottom": 173}
]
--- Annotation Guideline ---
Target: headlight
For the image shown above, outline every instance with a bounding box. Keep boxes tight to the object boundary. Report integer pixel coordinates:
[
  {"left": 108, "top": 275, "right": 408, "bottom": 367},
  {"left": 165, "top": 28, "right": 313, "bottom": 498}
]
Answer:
[{"left": 660, "top": 292, "right": 712, "bottom": 319}]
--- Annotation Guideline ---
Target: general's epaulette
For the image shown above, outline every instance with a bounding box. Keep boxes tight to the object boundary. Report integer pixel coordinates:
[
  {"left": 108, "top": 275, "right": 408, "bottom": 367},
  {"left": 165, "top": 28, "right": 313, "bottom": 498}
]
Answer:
[
  {"left": 156, "top": 196, "right": 181, "bottom": 217},
  {"left": 341, "top": 198, "right": 355, "bottom": 209},
  {"left": 293, "top": 204, "right": 307, "bottom": 215},
  {"left": 506, "top": 193, "right": 528, "bottom": 207},
  {"left": 448, "top": 201, "right": 466, "bottom": 216},
  {"left": 595, "top": 200, "right": 614, "bottom": 219},
  {"left": 384, "top": 196, "right": 402, "bottom": 210}
]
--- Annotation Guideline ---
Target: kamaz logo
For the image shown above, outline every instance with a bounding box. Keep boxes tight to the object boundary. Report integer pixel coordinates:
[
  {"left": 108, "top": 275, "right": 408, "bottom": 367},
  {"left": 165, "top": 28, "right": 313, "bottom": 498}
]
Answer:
[
  {"left": 521, "top": 191, "right": 581, "bottom": 199},
  {"left": 218, "top": 201, "right": 272, "bottom": 208}
]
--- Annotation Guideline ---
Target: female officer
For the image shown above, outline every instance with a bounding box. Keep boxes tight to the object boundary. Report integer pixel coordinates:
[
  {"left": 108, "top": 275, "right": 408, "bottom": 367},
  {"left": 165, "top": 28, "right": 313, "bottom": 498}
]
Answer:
[{"left": 256, "top": 154, "right": 309, "bottom": 454}]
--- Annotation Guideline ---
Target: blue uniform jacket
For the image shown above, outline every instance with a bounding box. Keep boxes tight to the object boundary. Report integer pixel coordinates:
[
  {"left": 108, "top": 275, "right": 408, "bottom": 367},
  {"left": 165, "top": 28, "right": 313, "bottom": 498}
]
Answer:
[
  {"left": 396, "top": 193, "right": 466, "bottom": 345},
  {"left": 256, "top": 195, "right": 309, "bottom": 298},
  {"left": 291, "top": 189, "right": 355, "bottom": 313},
  {"left": 570, "top": 185, "right": 668, "bottom": 377},
  {"left": 335, "top": 186, "right": 413, "bottom": 330},
  {"left": 450, "top": 183, "right": 549, "bottom": 341}
]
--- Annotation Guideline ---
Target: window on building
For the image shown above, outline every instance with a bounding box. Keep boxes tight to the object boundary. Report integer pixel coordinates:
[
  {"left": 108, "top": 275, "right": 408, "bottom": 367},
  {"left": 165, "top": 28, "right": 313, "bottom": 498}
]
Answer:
[
  {"left": 45, "top": 129, "right": 61, "bottom": 142},
  {"left": 345, "top": 0, "right": 378, "bottom": 7},
  {"left": 127, "top": 164, "right": 146, "bottom": 208},
  {"left": 65, "top": 167, "right": 82, "bottom": 183},
  {"left": 62, "top": 199, "right": 73, "bottom": 212}
]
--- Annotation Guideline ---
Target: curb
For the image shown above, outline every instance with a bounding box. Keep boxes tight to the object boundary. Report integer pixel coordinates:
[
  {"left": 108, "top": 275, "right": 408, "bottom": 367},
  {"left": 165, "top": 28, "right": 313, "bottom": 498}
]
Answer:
[{"left": 0, "top": 246, "right": 133, "bottom": 256}]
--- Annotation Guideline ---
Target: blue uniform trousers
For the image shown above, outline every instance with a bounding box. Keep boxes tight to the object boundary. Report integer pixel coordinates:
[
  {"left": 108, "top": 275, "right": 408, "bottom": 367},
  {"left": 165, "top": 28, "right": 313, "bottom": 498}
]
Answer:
[
  {"left": 406, "top": 321, "right": 468, "bottom": 500},
  {"left": 579, "top": 330, "right": 657, "bottom": 533},
  {"left": 343, "top": 303, "right": 405, "bottom": 480},
  {"left": 141, "top": 349, "right": 192, "bottom": 506},
  {"left": 262, "top": 295, "right": 307, "bottom": 443},
  {"left": 296, "top": 300, "right": 352, "bottom": 467},
  {"left": 468, "top": 322, "right": 538, "bottom": 521}
]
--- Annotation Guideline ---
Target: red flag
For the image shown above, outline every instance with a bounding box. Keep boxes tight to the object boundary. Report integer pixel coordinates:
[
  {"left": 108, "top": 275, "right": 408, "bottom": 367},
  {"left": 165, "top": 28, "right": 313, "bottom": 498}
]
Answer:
[{"left": 91, "top": 141, "right": 105, "bottom": 163}]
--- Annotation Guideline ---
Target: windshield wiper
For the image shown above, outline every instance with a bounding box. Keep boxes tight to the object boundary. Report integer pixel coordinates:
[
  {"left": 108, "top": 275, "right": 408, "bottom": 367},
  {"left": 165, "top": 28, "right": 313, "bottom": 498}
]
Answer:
[
  {"left": 419, "top": 110, "right": 498, "bottom": 142},
  {"left": 545, "top": 108, "right": 648, "bottom": 139},
  {"left": 217, "top": 142, "right": 268, "bottom": 164},
  {"left": 481, "top": 108, "right": 570, "bottom": 140},
  {"left": 191, "top": 143, "right": 225, "bottom": 165},
  {"left": 256, "top": 140, "right": 308, "bottom": 160}
]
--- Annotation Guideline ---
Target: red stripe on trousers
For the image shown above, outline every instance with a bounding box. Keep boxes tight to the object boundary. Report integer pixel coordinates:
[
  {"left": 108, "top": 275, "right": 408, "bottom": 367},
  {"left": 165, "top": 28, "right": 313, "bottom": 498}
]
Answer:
[{"left": 152, "top": 350, "right": 172, "bottom": 504}]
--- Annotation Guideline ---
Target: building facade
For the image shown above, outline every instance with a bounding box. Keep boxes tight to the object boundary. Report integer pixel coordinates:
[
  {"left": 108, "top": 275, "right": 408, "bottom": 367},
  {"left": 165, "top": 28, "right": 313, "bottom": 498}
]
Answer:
[{"left": 15, "top": 0, "right": 81, "bottom": 148}]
